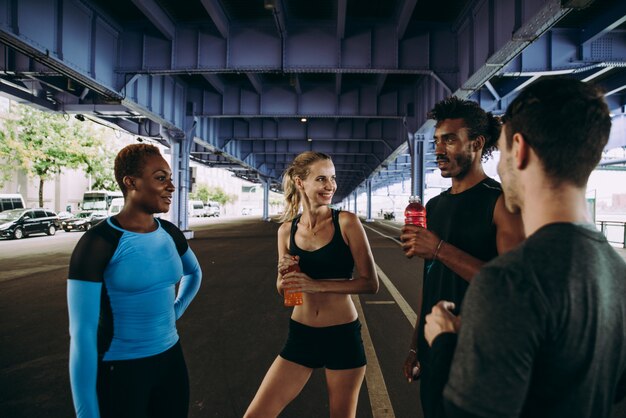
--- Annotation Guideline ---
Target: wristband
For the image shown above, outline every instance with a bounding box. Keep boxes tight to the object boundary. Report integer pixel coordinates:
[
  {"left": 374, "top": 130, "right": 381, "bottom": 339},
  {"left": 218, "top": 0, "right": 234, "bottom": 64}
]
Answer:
[{"left": 433, "top": 239, "right": 444, "bottom": 260}]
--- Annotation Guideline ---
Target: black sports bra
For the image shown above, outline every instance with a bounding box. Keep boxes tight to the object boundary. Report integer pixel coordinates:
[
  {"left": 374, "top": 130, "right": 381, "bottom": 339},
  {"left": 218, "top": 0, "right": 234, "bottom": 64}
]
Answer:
[{"left": 289, "top": 209, "right": 354, "bottom": 280}]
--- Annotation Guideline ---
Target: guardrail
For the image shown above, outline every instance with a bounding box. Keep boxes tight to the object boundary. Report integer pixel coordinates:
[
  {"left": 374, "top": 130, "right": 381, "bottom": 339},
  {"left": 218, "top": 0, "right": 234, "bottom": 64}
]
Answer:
[{"left": 596, "top": 221, "right": 626, "bottom": 248}]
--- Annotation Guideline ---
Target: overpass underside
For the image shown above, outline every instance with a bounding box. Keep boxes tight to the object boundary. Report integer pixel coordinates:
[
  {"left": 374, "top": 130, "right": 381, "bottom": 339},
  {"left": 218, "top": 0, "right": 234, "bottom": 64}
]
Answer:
[{"left": 0, "top": 0, "right": 624, "bottom": 227}]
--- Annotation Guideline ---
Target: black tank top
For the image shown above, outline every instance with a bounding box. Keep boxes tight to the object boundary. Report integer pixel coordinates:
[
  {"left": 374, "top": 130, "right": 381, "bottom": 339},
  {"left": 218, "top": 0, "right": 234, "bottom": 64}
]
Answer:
[
  {"left": 289, "top": 209, "right": 354, "bottom": 280},
  {"left": 417, "top": 177, "right": 502, "bottom": 363}
]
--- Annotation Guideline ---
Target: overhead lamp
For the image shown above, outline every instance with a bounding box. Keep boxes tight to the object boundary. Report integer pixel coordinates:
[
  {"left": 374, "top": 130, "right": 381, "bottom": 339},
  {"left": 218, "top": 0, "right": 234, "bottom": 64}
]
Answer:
[
  {"left": 300, "top": 118, "right": 307, "bottom": 122},
  {"left": 307, "top": 138, "right": 312, "bottom": 142},
  {"left": 264, "top": 0, "right": 276, "bottom": 10}
]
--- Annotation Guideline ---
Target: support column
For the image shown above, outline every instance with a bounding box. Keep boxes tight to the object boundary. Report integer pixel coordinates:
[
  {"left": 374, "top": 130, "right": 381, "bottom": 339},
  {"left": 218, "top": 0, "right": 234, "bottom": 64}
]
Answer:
[
  {"left": 353, "top": 190, "right": 358, "bottom": 215},
  {"left": 409, "top": 133, "right": 426, "bottom": 202},
  {"left": 165, "top": 116, "right": 197, "bottom": 239},
  {"left": 262, "top": 177, "right": 270, "bottom": 221},
  {"left": 365, "top": 178, "right": 373, "bottom": 222}
]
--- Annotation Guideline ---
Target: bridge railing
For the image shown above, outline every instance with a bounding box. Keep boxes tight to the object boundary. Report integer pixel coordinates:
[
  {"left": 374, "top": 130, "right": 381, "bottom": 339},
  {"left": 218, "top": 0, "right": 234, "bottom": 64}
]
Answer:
[{"left": 596, "top": 221, "right": 626, "bottom": 248}]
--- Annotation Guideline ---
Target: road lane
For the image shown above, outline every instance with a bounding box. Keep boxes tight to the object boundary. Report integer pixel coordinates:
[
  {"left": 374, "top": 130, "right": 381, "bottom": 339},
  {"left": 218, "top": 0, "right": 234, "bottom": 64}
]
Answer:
[{"left": 1, "top": 217, "right": 624, "bottom": 418}]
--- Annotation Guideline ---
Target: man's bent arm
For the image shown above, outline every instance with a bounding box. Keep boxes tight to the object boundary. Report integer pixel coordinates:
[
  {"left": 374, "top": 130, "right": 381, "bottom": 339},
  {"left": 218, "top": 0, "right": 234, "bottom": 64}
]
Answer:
[
  {"left": 438, "top": 195, "right": 525, "bottom": 283},
  {"left": 493, "top": 195, "right": 525, "bottom": 255},
  {"left": 434, "top": 243, "right": 485, "bottom": 282}
]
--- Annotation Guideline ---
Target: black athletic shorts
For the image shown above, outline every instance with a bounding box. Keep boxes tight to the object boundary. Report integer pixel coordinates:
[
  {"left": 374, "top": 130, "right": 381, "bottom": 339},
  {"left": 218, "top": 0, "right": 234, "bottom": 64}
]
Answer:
[
  {"left": 280, "top": 319, "right": 367, "bottom": 370},
  {"left": 97, "top": 341, "right": 189, "bottom": 418}
]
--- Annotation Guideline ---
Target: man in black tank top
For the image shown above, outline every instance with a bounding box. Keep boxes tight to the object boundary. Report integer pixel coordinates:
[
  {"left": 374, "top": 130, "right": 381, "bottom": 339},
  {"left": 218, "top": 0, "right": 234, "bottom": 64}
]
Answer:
[{"left": 400, "top": 97, "right": 525, "bottom": 418}]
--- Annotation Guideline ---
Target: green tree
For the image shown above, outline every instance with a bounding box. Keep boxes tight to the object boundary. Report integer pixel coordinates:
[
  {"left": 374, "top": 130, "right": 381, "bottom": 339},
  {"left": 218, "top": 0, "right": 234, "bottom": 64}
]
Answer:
[
  {"left": 87, "top": 148, "right": 117, "bottom": 191},
  {"left": 189, "top": 184, "right": 210, "bottom": 203},
  {"left": 190, "top": 184, "right": 236, "bottom": 206},
  {"left": 0, "top": 105, "right": 103, "bottom": 207},
  {"left": 207, "top": 186, "right": 233, "bottom": 205}
]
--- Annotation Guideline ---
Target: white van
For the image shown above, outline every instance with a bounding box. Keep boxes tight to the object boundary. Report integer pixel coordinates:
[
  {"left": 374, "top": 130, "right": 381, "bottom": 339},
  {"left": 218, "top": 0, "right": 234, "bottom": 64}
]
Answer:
[
  {"left": 0, "top": 194, "right": 25, "bottom": 212},
  {"left": 107, "top": 198, "right": 125, "bottom": 216},
  {"left": 188, "top": 200, "right": 205, "bottom": 217},
  {"left": 205, "top": 201, "right": 221, "bottom": 217}
]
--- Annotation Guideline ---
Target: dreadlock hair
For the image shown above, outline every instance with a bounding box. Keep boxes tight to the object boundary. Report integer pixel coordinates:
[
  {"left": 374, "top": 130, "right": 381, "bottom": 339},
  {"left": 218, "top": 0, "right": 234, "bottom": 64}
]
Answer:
[{"left": 428, "top": 96, "right": 501, "bottom": 161}]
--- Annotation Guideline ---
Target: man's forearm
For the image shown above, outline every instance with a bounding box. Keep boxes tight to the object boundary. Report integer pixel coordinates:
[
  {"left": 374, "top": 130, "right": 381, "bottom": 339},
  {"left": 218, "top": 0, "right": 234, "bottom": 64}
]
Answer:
[{"left": 435, "top": 242, "right": 485, "bottom": 282}]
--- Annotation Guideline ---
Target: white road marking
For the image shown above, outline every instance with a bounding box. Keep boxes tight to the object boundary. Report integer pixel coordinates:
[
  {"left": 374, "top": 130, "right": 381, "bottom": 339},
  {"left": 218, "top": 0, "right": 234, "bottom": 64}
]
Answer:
[
  {"left": 375, "top": 264, "right": 417, "bottom": 326},
  {"left": 357, "top": 221, "right": 421, "bottom": 417},
  {"left": 363, "top": 223, "right": 402, "bottom": 244},
  {"left": 363, "top": 223, "right": 418, "bottom": 326},
  {"left": 353, "top": 295, "right": 396, "bottom": 418}
]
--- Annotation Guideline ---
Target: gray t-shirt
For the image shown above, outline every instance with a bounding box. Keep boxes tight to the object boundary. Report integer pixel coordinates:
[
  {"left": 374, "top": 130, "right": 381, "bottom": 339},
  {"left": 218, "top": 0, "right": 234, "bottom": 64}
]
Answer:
[{"left": 444, "top": 223, "right": 626, "bottom": 418}]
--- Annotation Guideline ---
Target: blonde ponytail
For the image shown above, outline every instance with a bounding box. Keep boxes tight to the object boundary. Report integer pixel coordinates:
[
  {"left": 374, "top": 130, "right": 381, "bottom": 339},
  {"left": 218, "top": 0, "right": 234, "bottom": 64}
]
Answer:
[
  {"left": 280, "top": 151, "right": 332, "bottom": 222},
  {"left": 281, "top": 166, "right": 301, "bottom": 222}
]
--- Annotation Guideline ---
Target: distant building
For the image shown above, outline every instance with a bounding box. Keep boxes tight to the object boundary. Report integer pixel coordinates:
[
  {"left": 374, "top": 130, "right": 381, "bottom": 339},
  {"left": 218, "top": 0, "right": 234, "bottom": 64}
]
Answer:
[{"left": 0, "top": 166, "right": 89, "bottom": 212}]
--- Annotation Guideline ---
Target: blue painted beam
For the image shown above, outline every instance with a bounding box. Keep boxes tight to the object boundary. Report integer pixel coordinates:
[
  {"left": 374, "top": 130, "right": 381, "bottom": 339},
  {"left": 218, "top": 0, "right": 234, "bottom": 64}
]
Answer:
[
  {"left": 200, "top": 0, "right": 229, "bottom": 39},
  {"left": 113, "top": 24, "right": 455, "bottom": 75},
  {"left": 455, "top": 0, "right": 577, "bottom": 98},
  {"left": 579, "top": 0, "right": 626, "bottom": 46},
  {"left": 0, "top": 0, "right": 122, "bottom": 98},
  {"left": 337, "top": 0, "right": 347, "bottom": 39},
  {"left": 131, "top": 0, "right": 175, "bottom": 40},
  {"left": 397, "top": 0, "right": 418, "bottom": 40}
]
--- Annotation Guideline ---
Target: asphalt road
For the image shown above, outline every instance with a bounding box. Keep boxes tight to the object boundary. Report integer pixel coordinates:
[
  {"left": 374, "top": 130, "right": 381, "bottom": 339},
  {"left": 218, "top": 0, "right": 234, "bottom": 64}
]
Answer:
[{"left": 1, "top": 217, "right": 625, "bottom": 418}]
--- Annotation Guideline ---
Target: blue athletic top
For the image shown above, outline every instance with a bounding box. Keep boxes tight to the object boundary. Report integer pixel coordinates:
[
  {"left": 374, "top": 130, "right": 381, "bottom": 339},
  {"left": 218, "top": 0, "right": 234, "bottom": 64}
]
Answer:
[
  {"left": 289, "top": 209, "right": 354, "bottom": 280},
  {"left": 67, "top": 217, "right": 202, "bottom": 418}
]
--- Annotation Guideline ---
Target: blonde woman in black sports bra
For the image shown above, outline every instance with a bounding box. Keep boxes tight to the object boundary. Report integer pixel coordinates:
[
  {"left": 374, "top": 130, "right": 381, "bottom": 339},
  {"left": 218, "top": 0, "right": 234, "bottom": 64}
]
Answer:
[{"left": 244, "top": 151, "right": 379, "bottom": 418}]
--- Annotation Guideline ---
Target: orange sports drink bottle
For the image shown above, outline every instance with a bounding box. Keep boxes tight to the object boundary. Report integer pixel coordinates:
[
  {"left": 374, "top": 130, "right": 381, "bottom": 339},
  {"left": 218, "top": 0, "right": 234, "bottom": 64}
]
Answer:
[
  {"left": 283, "top": 261, "right": 303, "bottom": 307},
  {"left": 405, "top": 196, "right": 427, "bottom": 228}
]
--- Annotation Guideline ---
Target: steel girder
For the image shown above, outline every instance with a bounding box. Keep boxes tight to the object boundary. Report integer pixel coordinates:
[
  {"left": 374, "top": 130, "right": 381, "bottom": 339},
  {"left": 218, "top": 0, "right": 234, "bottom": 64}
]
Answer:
[
  {"left": 0, "top": 0, "right": 623, "bottom": 205},
  {"left": 471, "top": 0, "right": 626, "bottom": 116},
  {"left": 0, "top": 0, "right": 457, "bottom": 201},
  {"left": 475, "top": 25, "right": 626, "bottom": 115},
  {"left": 374, "top": 0, "right": 626, "bottom": 196}
]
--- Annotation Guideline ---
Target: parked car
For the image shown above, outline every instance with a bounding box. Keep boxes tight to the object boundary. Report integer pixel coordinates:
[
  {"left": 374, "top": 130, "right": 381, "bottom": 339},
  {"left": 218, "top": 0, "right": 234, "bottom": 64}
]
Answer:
[
  {"left": 62, "top": 210, "right": 107, "bottom": 232},
  {"left": 56, "top": 211, "right": 74, "bottom": 221},
  {"left": 204, "top": 201, "right": 221, "bottom": 217},
  {"left": 0, "top": 208, "right": 59, "bottom": 239}
]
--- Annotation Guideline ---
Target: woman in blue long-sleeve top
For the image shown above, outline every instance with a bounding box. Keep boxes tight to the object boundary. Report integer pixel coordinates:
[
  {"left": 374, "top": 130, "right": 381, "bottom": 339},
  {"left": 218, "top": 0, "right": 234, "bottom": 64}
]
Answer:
[{"left": 67, "top": 143, "right": 202, "bottom": 418}]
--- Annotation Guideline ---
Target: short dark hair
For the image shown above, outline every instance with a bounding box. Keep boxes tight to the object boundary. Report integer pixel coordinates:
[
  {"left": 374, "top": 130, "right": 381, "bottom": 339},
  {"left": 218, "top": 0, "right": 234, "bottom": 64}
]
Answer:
[
  {"left": 502, "top": 77, "right": 611, "bottom": 187},
  {"left": 428, "top": 96, "right": 500, "bottom": 161},
  {"left": 114, "top": 143, "right": 163, "bottom": 196}
]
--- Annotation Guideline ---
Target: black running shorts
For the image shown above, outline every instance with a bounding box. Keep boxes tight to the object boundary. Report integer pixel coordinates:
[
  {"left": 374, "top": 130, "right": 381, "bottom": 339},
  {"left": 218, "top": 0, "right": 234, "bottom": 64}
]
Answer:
[{"left": 280, "top": 319, "right": 367, "bottom": 370}]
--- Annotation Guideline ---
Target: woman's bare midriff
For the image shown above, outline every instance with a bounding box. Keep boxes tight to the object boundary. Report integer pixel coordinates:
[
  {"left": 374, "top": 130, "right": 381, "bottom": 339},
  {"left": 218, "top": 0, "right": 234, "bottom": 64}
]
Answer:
[{"left": 290, "top": 289, "right": 358, "bottom": 327}]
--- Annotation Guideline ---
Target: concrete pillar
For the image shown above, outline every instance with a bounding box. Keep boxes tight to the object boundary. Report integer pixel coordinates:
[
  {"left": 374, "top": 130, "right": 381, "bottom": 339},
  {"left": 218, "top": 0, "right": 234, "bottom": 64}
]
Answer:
[
  {"left": 365, "top": 178, "right": 373, "bottom": 222},
  {"left": 165, "top": 116, "right": 196, "bottom": 239},
  {"left": 410, "top": 133, "right": 426, "bottom": 202},
  {"left": 262, "top": 177, "right": 270, "bottom": 221}
]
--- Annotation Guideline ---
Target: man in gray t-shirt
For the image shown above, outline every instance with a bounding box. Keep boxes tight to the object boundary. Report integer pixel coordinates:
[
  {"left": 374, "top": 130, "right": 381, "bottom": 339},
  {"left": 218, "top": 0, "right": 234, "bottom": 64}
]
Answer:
[{"left": 424, "top": 78, "right": 626, "bottom": 418}]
